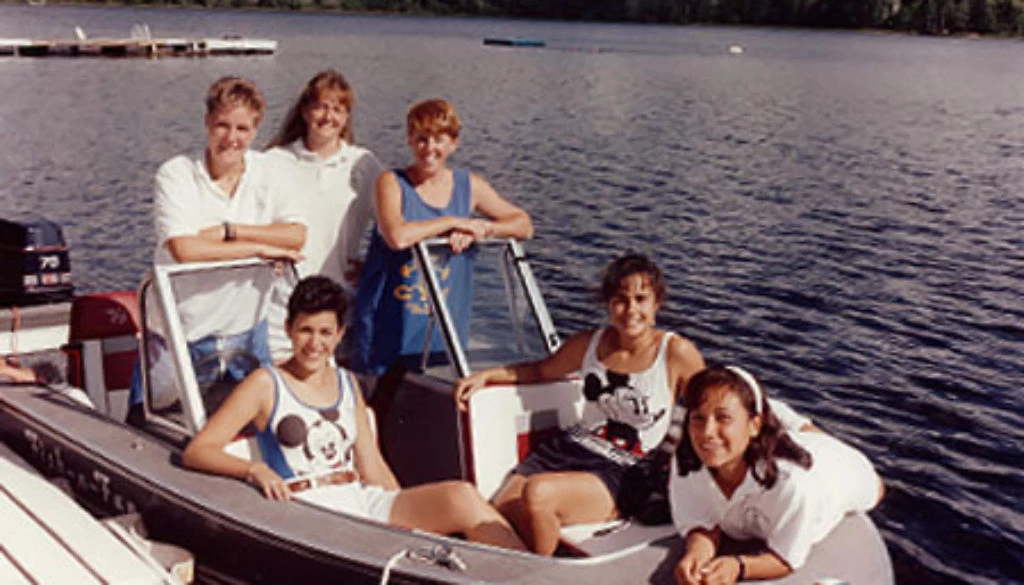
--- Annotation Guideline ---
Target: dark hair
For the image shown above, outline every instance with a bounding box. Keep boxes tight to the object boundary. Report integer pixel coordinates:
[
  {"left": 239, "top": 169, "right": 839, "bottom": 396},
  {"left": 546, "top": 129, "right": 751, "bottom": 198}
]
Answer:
[
  {"left": 286, "top": 276, "right": 348, "bottom": 327},
  {"left": 599, "top": 253, "right": 665, "bottom": 303},
  {"left": 268, "top": 69, "right": 355, "bottom": 149},
  {"left": 674, "top": 365, "right": 812, "bottom": 489}
]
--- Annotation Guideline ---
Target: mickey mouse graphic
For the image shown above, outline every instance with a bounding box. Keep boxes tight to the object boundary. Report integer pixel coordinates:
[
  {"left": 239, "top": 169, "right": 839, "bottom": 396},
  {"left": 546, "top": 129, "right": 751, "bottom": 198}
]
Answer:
[
  {"left": 584, "top": 371, "right": 667, "bottom": 452},
  {"left": 275, "top": 408, "right": 353, "bottom": 470}
]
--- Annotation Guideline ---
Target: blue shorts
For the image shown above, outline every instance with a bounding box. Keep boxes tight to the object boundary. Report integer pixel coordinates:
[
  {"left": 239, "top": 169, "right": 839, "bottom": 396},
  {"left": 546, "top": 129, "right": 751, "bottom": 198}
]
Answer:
[
  {"left": 512, "top": 430, "right": 631, "bottom": 499},
  {"left": 129, "top": 319, "right": 272, "bottom": 406}
]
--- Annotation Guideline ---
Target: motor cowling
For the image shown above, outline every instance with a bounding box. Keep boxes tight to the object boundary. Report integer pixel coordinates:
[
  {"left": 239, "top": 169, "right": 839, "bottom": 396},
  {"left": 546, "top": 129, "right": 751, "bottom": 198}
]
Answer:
[{"left": 0, "top": 216, "right": 73, "bottom": 308}]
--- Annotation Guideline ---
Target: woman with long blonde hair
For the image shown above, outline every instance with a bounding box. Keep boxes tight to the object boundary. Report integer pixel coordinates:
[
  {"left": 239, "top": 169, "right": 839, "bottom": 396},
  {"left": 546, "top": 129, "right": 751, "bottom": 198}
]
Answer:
[{"left": 265, "top": 70, "right": 385, "bottom": 359}]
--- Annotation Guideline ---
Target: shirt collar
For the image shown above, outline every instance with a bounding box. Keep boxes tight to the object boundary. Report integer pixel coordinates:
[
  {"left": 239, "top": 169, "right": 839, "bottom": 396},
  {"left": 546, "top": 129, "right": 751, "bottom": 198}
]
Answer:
[
  {"left": 288, "top": 138, "right": 349, "bottom": 166},
  {"left": 700, "top": 462, "right": 761, "bottom": 503},
  {"left": 197, "top": 150, "right": 254, "bottom": 197}
]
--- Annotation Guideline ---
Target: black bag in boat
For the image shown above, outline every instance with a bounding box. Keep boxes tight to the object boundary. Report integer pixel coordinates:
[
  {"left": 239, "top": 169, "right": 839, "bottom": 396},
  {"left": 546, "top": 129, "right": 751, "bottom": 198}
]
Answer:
[
  {"left": 616, "top": 449, "right": 672, "bottom": 525},
  {"left": 0, "top": 216, "right": 73, "bottom": 308}
]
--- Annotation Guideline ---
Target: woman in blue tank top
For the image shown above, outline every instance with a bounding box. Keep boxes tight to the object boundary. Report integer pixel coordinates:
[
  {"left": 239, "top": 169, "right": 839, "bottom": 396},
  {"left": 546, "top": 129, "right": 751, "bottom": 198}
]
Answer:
[{"left": 349, "top": 99, "right": 533, "bottom": 376}]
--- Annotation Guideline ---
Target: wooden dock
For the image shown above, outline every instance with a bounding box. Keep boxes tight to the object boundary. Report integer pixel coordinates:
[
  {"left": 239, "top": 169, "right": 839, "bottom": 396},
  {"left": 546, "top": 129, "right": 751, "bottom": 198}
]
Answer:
[{"left": 0, "top": 36, "right": 277, "bottom": 58}]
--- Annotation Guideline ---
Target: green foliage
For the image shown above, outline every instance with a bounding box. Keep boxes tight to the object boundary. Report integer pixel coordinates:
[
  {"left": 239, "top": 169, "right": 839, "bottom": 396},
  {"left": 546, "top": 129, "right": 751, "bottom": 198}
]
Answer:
[{"left": 85, "top": 0, "right": 1024, "bottom": 35}]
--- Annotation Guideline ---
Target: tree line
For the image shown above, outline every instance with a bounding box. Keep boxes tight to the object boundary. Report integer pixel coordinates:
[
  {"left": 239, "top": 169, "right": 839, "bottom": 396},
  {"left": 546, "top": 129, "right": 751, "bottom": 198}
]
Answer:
[{"left": 94, "top": 0, "right": 1024, "bottom": 36}]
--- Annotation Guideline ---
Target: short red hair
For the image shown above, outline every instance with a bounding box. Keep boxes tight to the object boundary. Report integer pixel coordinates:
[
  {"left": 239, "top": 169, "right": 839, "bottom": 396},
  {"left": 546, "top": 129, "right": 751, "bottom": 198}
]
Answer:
[{"left": 406, "top": 98, "right": 461, "bottom": 139}]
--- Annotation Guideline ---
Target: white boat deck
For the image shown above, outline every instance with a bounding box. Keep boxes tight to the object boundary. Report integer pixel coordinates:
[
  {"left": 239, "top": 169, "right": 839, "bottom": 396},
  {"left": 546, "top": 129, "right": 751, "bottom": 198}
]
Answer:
[
  {"left": 0, "top": 302, "right": 70, "bottom": 355},
  {"left": 0, "top": 449, "right": 189, "bottom": 584}
]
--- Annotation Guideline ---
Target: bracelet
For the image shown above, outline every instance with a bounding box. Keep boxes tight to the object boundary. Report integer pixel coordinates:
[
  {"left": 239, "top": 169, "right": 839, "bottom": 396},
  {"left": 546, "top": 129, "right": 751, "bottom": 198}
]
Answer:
[
  {"left": 223, "top": 221, "right": 236, "bottom": 242},
  {"left": 735, "top": 555, "right": 746, "bottom": 581}
]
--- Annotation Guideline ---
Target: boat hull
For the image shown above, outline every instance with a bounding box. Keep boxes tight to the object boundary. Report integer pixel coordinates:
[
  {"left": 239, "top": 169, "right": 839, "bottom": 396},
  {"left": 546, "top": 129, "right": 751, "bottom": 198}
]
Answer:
[
  {"left": 0, "top": 384, "right": 517, "bottom": 584},
  {"left": 0, "top": 243, "right": 894, "bottom": 584},
  {"left": 1, "top": 380, "right": 893, "bottom": 584}
]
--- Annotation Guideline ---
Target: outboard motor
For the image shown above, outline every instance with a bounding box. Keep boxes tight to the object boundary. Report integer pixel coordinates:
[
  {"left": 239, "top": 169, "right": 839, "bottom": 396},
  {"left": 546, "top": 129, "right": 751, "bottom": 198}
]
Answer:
[
  {"left": 0, "top": 216, "right": 73, "bottom": 308},
  {"left": 64, "top": 291, "right": 140, "bottom": 421}
]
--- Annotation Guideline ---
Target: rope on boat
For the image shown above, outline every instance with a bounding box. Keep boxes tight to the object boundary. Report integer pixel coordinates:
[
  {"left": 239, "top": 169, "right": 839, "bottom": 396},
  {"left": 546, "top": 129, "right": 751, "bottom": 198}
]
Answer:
[
  {"left": 379, "top": 544, "right": 467, "bottom": 585},
  {"left": 378, "top": 549, "right": 406, "bottom": 585}
]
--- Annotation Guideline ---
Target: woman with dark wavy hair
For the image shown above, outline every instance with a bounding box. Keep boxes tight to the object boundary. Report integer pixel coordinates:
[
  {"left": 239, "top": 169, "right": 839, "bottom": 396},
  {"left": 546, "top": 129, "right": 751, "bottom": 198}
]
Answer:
[
  {"left": 455, "top": 253, "right": 705, "bottom": 555},
  {"left": 669, "top": 366, "right": 884, "bottom": 584},
  {"left": 184, "top": 276, "right": 525, "bottom": 551}
]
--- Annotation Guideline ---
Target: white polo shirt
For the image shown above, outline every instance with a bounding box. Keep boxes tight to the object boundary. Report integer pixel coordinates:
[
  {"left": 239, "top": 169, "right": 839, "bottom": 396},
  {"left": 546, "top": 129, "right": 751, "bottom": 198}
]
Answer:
[
  {"left": 669, "top": 430, "right": 880, "bottom": 569},
  {"left": 152, "top": 150, "right": 305, "bottom": 341},
  {"left": 266, "top": 140, "right": 383, "bottom": 290}
]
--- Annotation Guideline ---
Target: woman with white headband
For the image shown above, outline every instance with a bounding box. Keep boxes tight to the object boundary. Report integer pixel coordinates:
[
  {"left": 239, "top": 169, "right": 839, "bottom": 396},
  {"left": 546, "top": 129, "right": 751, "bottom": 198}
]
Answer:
[{"left": 668, "top": 366, "right": 885, "bottom": 584}]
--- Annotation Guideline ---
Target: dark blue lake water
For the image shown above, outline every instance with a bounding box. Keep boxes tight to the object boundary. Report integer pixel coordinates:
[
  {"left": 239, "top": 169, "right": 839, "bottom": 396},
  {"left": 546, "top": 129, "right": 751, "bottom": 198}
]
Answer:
[{"left": 1, "top": 5, "right": 1022, "bottom": 584}]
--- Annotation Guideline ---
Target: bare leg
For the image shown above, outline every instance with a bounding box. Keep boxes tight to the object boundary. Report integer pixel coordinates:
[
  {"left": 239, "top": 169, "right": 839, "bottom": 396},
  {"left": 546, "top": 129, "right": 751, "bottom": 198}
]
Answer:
[
  {"left": 389, "top": 480, "right": 526, "bottom": 551},
  {"left": 516, "top": 472, "right": 617, "bottom": 556},
  {"left": 491, "top": 473, "right": 528, "bottom": 538}
]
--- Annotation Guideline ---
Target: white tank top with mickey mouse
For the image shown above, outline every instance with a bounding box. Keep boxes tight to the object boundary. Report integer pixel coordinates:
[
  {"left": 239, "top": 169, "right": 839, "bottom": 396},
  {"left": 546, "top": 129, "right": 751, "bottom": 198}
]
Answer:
[
  {"left": 577, "top": 327, "right": 674, "bottom": 455},
  {"left": 255, "top": 366, "right": 358, "bottom": 479}
]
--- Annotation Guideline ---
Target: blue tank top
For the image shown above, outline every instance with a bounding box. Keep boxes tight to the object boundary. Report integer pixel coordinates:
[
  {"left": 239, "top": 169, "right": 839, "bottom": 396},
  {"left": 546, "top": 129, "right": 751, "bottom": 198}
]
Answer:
[{"left": 348, "top": 168, "right": 474, "bottom": 375}]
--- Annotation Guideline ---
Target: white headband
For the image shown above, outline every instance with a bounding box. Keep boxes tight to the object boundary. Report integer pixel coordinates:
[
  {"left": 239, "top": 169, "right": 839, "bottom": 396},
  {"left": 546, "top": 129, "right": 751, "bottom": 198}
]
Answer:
[{"left": 726, "top": 365, "right": 764, "bottom": 415}]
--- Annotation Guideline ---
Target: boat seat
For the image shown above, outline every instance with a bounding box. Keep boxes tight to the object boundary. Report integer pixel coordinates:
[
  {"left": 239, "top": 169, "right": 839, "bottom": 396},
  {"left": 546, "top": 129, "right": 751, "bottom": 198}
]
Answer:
[
  {"left": 224, "top": 433, "right": 260, "bottom": 462},
  {"left": 462, "top": 379, "right": 585, "bottom": 500},
  {"left": 64, "top": 291, "right": 140, "bottom": 422}
]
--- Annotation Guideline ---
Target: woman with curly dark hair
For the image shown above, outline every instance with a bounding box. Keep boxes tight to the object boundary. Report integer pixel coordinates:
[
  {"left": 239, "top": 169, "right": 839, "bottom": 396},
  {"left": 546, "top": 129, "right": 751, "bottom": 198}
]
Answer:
[
  {"left": 183, "top": 276, "right": 525, "bottom": 551},
  {"left": 455, "top": 253, "right": 705, "bottom": 555}
]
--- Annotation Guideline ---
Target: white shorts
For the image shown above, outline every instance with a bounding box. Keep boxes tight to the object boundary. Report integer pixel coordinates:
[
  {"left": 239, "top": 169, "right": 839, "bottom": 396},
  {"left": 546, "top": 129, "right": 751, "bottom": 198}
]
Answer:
[{"left": 294, "top": 482, "right": 399, "bottom": 523}]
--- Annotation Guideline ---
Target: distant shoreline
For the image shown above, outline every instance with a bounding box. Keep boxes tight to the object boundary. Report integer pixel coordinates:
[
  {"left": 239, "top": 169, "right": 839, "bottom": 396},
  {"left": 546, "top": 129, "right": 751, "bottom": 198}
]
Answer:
[{"left": 4, "top": 0, "right": 1022, "bottom": 40}]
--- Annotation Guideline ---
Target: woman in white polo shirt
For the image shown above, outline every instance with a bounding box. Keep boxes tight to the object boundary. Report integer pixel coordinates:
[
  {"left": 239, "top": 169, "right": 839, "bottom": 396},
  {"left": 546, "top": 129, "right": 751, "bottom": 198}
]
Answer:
[
  {"left": 669, "top": 366, "right": 884, "bottom": 584},
  {"left": 264, "top": 70, "right": 385, "bottom": 360},
  {"left": 128, "top": 76, "right": 307, "bottom": 422},
  {"left": 267, "top": 69, "right": 382, "bottom": 289}
]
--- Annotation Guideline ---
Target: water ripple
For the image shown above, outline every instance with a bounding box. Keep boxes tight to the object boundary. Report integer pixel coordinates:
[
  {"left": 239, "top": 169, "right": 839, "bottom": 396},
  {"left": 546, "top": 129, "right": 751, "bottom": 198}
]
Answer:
[{"left": 2, "top": 6, "right": 1022, "bottom": 584}]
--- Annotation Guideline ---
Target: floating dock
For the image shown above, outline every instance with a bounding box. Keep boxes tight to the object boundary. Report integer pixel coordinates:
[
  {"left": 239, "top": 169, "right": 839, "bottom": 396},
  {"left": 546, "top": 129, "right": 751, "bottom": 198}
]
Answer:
[
  {"left": 0, "top": 36, "right": 277, "bottom": 58},
  {"left": 483, "top": 37, "right": 545, "bottom": 48}
]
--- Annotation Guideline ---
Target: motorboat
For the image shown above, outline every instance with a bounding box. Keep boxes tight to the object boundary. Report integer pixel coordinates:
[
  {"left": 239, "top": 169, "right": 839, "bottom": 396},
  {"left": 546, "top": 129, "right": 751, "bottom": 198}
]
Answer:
[{"left": 0, "top": 232, "right": 894, "bottom": 584}]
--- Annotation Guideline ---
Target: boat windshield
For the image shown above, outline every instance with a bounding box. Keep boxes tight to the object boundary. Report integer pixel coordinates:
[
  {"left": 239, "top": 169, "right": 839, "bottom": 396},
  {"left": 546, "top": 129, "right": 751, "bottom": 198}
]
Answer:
[
  {"left": 138, "top": 258, "right": 292, "bottom": 435},
  {"left": 136, "top": 241, "right": 554, "bottom": 433},
  {"left": 413, "top": 238, "right": 560, "bottom": 379}
]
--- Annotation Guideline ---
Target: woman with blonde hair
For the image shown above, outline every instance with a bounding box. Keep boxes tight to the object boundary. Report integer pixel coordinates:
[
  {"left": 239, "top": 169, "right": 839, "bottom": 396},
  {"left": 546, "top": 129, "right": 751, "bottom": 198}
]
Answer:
[
  {"left": 127, "top": 76, "right": 305, "bottom": 423},
  {"left": 265, "top": 70, "right": 385, "bottom": 359}
]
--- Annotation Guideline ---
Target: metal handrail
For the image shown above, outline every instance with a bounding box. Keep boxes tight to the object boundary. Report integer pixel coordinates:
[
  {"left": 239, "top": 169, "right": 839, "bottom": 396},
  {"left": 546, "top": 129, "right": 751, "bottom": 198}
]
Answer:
[
  {"left": 412, "top": 241, "right": 471, "bottom": 379},
  {"left": 414, "top": 238, "right": 561, "bottom": 377},
  {"left": 506, "top": 239, "right": 561, "bottom": 354}
]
